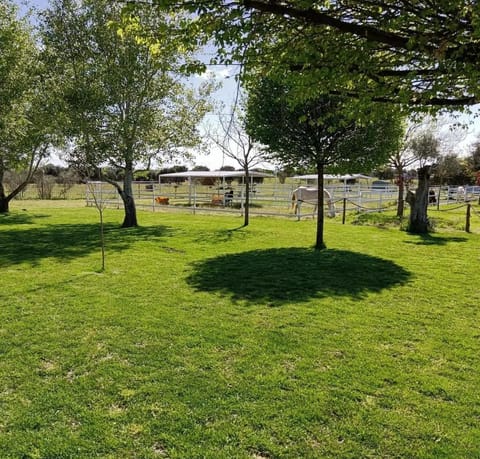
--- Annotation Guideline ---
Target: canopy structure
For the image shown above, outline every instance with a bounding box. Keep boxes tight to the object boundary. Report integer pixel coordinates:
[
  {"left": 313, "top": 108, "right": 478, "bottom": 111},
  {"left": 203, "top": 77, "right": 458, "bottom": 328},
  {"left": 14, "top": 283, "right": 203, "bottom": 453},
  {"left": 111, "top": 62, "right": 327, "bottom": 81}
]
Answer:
[
  {"left": 158, "top": 170, "right": 274, "bottom": 181},
  {"left": 293, "top": 174, "right": 373, "bottom": 182},
  {"left": 158, "top": 170, "right": 275, "bottom": 209}
]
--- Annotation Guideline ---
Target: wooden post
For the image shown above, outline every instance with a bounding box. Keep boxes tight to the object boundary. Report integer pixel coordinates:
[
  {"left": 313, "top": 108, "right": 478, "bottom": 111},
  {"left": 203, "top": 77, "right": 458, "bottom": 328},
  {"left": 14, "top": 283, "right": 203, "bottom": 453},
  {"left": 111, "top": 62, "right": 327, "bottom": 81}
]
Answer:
[
  {"left": 466, "top": 203, "right": 471, "bottom": 233},
  {"left": 342, "top": 198, "right": 346, "bottom": 225},
  {"left": 240, "top": 187, "right": 244, "bottom": 217},
  {"left": 193, "top": 186, "right": 196, "bottom": 215}
]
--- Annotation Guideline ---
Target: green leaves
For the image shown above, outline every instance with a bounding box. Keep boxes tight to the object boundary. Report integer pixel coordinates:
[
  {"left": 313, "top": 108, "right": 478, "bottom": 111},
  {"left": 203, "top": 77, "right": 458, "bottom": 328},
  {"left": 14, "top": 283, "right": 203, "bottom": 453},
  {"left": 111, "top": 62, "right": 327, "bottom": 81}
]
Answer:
[
  {"left": 0, "top": 1, "right": 59, "bottom": 209},
  {"left": 148, "top": 1, "right": 480, "bottom": 112},
  {"left": 246, "top": 76, "right": 403, "bottom": 174},
  {"left": 42, "top": 0, "right": 213, "bottom": 169}
]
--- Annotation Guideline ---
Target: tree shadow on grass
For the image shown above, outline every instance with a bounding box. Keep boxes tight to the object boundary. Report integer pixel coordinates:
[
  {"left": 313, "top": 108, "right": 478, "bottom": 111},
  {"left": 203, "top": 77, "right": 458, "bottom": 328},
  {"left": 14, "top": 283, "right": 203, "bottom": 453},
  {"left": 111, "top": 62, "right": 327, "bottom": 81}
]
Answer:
[
  {"left": 0, "top": 223, "right": 174, "bottom": 267},
  {"left": 187, "top": 248, "right": 412, "bottom": 305},
  {"left": 404, "top": 234, "right": 469, "bottom": 246},
  {"left": 191, "top": 226, "right": 247, "bottom": 244},
  {"left": 0, "top": 212, "right": 51, "bottom": 226}
]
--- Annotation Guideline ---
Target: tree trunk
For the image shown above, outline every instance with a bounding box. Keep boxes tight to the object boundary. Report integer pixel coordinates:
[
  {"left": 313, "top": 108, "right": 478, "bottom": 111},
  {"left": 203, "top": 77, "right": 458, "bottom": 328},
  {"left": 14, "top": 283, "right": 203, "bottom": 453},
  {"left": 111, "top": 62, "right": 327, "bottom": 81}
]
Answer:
[
  {"left": 243, "top": 167, "right": 250, "bottom": 227},
  {"left": 0, "top": 196, "right": 9, "bottom": 213},
  {"left": 396, "top": 168, "right": 405, "bottom": 218},
  {"left": 0, "top": 165, "right": 9, "bottom": 213},
  {"left": 315, "top": 163, "right": 326, "bottom": 250},
  {"left": 120, "top": 164, "right": 138, "bottom": 228},
  {"left": 406, "top": 165, "right": 431, "bottom": 233}
]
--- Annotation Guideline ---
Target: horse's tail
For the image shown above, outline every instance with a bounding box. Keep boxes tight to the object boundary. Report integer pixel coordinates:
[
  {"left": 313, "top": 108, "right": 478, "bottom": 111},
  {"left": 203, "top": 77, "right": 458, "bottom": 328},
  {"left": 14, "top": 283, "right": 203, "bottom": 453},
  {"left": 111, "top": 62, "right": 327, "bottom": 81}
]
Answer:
[
  {"left": 327, "top": 199, "right": 336, "bottom": 218},
  {"left": 291, "top": 190, "right": 297, "bottom": 211},
  {"left": 324, "top": 189, "right": 336, "bottom": 218}
]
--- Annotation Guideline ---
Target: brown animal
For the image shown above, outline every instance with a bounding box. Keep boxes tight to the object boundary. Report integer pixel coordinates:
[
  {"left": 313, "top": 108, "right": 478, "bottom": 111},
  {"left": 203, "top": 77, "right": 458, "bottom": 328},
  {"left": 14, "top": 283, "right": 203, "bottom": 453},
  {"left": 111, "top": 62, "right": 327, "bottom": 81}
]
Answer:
[
  {"left": 211, "top": 195, "right": 224, "bottom": 206},
  {"left": 155, "top": 196, "right": 169, "bottom": 205}
]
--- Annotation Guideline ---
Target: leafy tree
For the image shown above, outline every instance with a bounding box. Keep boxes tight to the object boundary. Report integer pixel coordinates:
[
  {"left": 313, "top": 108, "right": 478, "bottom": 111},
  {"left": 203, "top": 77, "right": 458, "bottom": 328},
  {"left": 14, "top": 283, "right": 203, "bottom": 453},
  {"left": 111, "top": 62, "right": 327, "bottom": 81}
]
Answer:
[
  {"left": 42, "top": 0, "right": 212, "bottom": 227},
  {"left": 192, "top": 165, "right": 210, "bottom": 171},
  {"left": 246, "top": 77, "right": 403, "bottom": 249},
  {"left": 390, "top": 126, "right": 419, "bottom": 219},
  {"left": 390, "top": 124, "right": 442, "bottom": 218},
  {"left": 149, "top": 1, "right": 480, "bottom": 111},
  {"left": 0, "top": 2, "right": 57, "bottom": 213},
  {"left": 468, "top": 141, "right": 480, "bottom": 174},
  {"left": 372, "top": 166, "right": 395, "bottom": 181},
  {"left": 432, "top": 154, "right": 472, "bottom": 187}
]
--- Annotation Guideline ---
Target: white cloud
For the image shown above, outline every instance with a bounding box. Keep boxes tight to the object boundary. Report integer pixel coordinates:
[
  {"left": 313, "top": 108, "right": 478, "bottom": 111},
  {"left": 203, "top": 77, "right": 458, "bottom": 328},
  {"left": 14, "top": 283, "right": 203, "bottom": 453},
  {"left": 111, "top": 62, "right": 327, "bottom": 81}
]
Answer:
[{"left": 198, "top": 68, "right": 232, "bottom": 81}]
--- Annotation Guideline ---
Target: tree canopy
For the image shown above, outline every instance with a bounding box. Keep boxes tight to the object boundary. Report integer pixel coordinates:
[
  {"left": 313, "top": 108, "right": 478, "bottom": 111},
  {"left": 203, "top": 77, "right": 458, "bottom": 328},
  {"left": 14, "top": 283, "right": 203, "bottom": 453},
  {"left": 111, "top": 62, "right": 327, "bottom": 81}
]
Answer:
[
  {"left": 0, "top": 1, "right": 58, "bottom": 213},
  {"left": 149, "top": 1, "right": 480, "bottom": 113},
  {"left": 247, "top": 79, "right": 403, "bottom": 172}
]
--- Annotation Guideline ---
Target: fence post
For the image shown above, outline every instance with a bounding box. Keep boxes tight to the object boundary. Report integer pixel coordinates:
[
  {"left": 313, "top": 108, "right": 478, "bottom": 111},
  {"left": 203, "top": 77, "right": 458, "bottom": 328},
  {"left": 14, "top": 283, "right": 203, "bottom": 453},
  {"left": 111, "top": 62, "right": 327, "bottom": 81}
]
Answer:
[
  {"left": 466, "top": 203, "right": 471, "bottom": 233},
  {"left": 342, "top": 198, "right": 347, "bottom": 224}
]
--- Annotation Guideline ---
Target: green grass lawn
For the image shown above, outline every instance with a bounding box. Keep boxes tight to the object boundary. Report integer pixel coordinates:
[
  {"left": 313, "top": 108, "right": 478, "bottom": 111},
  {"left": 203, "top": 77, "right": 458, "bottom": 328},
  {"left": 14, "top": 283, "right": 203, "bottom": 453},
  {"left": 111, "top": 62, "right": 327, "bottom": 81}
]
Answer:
[{"left": 1, "top": 201, "right": 479, "bottom": 458}]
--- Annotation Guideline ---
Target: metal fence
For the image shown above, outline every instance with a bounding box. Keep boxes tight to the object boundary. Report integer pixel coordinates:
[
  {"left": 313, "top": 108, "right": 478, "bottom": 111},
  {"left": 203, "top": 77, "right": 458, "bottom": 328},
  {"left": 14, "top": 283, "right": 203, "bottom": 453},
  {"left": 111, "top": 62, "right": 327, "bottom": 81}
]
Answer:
[{"left": 85, "top": 181, "right": 480, "bottom": 219}]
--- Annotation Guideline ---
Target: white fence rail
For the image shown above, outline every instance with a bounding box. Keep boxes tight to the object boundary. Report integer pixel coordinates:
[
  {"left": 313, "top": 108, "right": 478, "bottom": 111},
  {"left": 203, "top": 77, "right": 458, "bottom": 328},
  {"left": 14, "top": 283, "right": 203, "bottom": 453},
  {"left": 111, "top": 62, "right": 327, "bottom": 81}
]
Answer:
[{"left": 85, "top": 181, "right": 480, "bottom": 219}]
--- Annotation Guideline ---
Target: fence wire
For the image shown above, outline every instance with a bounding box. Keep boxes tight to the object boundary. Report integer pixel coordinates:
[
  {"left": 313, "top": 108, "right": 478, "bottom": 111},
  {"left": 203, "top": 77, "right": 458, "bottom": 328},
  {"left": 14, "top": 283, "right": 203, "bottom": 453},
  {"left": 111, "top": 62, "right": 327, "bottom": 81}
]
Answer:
[{"left": 341, "top": 198, "right": 398, "bottom": 212}]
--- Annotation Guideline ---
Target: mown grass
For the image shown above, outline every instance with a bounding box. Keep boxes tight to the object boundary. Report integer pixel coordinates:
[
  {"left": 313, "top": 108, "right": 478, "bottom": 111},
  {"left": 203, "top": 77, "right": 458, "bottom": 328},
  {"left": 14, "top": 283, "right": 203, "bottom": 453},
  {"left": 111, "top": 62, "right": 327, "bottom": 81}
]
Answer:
[{"left": 1, "top": 200, "right": 479, "bottom": 458}]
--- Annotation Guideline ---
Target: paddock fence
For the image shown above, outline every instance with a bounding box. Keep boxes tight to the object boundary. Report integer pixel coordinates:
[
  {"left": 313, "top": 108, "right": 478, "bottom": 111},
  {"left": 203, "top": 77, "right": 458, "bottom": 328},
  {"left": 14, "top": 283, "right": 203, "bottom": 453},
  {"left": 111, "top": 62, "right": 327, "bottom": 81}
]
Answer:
[{"left": 85, "top": 181, "right": 480, "bottom": 222}]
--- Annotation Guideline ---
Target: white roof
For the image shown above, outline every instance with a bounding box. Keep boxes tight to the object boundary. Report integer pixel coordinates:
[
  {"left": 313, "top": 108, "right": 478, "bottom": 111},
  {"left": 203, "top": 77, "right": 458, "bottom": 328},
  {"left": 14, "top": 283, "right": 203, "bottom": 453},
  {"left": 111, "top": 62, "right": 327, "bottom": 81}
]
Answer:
[
  {"left": 159, "top": 170, "right": 274, "bottom": 179},
  {"left": 293, "top": 174, "right": 373, "bottom": 181}
]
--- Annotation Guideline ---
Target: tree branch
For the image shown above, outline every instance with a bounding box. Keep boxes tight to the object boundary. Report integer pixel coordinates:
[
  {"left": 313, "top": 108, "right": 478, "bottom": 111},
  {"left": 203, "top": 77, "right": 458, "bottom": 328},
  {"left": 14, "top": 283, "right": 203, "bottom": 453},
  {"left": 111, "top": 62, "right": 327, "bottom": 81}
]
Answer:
[
  {"left": 243, "top": 0, "right": 415, "bottom": 51},
  {"left": 242, "top": 1, "right": 477, "bottom": 66}
]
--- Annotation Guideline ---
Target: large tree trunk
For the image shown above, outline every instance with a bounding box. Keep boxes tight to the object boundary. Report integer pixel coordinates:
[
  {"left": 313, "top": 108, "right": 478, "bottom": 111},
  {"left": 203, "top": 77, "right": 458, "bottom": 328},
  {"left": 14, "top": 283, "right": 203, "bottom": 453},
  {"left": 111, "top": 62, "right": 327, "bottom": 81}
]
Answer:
[
  {"left": 406, "top": 165, "right": 431, "bottom": 233},
  {"left": 0, "top": 169, "right": 27, "bottom": 214},
  {"left": 120, "top": 164, "right": 138, "bottom": 228},
  {"left": 0, "top": 178, "right": 9, "bottom": 213},
  {"left": 0, "top": 196, "right": 9, "bottom": 213},
  {"left": 0, "top": 149, "right": 43, "bottom": 214},
  {"left": 121, "top": 193, "right": 138, "bottom": 228},
  {"left": 0, "top": 165, "right": 9, "bottom": 213},
  {"left": 315, "top": 163, "right": 326, "bottom": 250}
]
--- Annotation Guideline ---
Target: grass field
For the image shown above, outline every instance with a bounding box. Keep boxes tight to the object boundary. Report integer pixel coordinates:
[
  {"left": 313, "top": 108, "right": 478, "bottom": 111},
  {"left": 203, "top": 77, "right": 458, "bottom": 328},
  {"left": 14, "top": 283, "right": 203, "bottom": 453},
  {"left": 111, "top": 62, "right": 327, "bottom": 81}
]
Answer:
[{"left": 1, "top": 200, "right": 479, "bottom": 458}]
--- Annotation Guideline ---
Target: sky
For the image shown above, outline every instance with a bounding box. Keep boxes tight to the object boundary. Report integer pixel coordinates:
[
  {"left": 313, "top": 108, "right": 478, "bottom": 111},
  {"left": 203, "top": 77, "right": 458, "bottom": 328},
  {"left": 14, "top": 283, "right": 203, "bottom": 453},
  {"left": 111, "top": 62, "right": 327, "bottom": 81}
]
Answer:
[{"left": 15, "top": 0, "right": 480, "bottom": 170}]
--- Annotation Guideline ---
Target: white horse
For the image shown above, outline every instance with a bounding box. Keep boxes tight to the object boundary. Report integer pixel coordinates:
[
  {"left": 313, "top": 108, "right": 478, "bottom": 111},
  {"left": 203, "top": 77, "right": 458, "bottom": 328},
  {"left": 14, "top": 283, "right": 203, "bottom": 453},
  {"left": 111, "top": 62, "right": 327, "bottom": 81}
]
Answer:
[{"left": 291, "top": 186, "right": 336, "bottom": 218}]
